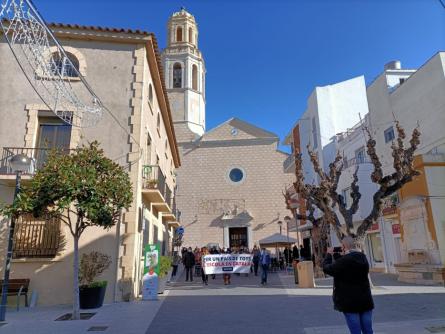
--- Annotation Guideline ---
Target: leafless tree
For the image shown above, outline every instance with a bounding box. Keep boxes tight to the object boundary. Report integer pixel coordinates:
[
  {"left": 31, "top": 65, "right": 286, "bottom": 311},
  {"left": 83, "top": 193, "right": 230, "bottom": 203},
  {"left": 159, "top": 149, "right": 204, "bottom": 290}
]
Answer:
[{"left": 284, "top": 121, "right": 421, "bottom": 270}]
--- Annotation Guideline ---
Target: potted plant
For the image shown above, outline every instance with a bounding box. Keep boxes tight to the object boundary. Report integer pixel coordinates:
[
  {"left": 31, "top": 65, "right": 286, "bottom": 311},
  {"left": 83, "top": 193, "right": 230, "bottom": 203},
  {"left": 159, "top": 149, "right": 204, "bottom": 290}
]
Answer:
[
  {"left": 79, "top": 251, "right": 112, "bottom": 309},
  {"left": 146, "top": 179, "right": 158, "bottom": 189},
  {"left": 158, "top": 255, "right": 172, "bottom": 294}
]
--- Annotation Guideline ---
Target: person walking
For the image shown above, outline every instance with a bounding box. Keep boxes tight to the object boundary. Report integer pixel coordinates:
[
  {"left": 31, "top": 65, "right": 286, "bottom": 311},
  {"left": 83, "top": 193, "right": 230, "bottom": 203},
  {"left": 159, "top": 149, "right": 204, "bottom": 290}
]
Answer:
[
  {"left": 252, "top": 245, "right": 260, "bottom": 276},
  {"left": 292, "top": 244, "right": 299, "bottom": 261},
  {"left": 201, "top": 247, "right": 209, "bottom": 285},
  {"left": 223, "top": 248, "right": 232, "bottom": 285},
  {"left": 171, "top": 252, "right": 181, "bottom": 279},
  {"left": 183, "top": 247, "right": 195, "bottom": 282},
  {"left": 259, "top": 248, "right": 271, "bottom": 285},
  {"left": 323, "top": 236, "right": 374, "bottom": 334}
]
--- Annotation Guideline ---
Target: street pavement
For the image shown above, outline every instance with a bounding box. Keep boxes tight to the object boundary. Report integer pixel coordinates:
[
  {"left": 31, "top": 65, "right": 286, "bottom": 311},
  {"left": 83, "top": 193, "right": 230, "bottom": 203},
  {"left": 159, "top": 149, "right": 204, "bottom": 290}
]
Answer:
[
  {"left": 146, "top": 270, "right": 445, "bottom": 334},
  {"left": 0, "top": 268, "right": 444, "bottom": 333}
]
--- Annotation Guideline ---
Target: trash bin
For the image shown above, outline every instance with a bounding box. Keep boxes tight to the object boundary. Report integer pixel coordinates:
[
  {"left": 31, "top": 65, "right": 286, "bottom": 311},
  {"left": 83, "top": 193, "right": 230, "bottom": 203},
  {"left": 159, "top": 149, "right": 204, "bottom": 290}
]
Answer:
[
  {"left": 297, "top": 261, "right": 315, "bottom": 288},
  {"left": 292, "top": 260, "right": 299, "bottom": 284}
]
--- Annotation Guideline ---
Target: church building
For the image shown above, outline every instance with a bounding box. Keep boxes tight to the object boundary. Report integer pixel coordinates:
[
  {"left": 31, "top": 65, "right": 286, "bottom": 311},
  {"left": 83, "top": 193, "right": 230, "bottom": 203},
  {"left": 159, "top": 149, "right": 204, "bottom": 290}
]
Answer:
[{"left": 162, "top": 8, "right": 296, "bottom": 249}]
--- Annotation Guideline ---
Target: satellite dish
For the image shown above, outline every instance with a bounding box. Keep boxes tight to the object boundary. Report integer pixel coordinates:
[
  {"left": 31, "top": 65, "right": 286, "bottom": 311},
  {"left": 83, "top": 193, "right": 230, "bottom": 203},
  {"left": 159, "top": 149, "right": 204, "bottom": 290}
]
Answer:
[{"left": 0, "top": 0, "right": 103, "bottom": 127}]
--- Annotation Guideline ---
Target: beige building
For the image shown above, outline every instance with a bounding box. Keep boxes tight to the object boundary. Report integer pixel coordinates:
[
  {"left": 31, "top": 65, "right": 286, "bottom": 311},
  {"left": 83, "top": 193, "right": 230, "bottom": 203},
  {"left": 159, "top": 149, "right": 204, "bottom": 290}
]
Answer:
[
  {"left": 161, "top": 9, "right": 295, "bottom": 249},
  {"left": 0, "top": 23, "right": 180, "bottom": 305}
]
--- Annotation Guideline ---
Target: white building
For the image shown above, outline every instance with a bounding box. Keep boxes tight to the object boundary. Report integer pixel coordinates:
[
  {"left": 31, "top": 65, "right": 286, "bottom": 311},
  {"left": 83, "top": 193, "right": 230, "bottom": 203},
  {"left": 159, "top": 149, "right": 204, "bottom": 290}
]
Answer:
[{"left": 366, "top": 54, "right": 445, "bottom": 284}]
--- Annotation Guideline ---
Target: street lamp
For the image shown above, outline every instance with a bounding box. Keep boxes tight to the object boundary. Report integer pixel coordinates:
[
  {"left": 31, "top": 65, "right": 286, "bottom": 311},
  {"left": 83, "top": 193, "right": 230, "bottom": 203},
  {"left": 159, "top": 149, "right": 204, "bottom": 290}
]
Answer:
[
  {"left": 277, "top": 220, "right": 282, "bottom": 235},
  {"left": 0, "top": 153, "right": 32, "bottom": 321},
  {"left": 284, "top": 216, "right": 291, "bottom": 265}
]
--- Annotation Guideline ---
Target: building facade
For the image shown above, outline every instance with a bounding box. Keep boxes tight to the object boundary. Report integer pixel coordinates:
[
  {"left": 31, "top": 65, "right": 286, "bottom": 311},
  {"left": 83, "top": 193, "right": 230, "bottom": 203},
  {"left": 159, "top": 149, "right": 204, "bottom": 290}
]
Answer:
[
  {"left": 0, "top": 24, "right": 181, "bottom": 305},
  {"left": 161, "top": 9, "right": 295, "bottom": 249},
  {"left": 367, "top": 54, "right": 445, "bottom": 284}
]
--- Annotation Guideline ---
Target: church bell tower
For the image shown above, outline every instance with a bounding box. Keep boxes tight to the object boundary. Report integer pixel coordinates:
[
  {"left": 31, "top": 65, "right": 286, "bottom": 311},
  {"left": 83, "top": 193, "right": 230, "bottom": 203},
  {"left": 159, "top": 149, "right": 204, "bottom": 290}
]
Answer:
[{"left": 162, "top": 8, "right": 206, "bottom": 137}]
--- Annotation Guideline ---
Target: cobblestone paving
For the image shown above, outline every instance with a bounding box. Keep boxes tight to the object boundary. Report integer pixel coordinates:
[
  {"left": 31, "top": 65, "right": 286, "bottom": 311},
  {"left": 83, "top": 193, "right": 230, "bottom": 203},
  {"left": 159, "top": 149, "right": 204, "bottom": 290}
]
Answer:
[{"left": 147, "top": 270, "right": 445, "bottom": 334}]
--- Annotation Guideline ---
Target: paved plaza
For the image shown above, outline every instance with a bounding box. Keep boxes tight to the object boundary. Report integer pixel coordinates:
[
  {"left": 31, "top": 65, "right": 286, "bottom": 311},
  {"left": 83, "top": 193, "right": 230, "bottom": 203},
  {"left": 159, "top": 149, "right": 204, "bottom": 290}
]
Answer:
[{"left": 0, "top": 270, "right": 444, "bottom": 334}]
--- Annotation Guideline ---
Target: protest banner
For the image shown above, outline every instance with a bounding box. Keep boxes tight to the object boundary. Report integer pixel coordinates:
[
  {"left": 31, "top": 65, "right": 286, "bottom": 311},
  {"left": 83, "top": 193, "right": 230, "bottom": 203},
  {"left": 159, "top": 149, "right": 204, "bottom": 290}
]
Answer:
[{"left": 202, "top": 254, "right": 253, "bottom": 275}]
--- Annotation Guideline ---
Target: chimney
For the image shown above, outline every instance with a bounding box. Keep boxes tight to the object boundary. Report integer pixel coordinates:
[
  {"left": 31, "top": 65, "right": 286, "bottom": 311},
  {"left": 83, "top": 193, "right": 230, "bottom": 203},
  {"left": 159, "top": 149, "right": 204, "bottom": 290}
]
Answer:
[{"left": 384, "top": 60, "right": 401, "bottom": 71}]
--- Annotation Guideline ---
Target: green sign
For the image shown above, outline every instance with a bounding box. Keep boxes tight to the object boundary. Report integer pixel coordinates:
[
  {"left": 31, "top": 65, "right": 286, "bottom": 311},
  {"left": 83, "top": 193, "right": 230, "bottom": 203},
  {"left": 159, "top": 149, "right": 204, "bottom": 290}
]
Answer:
[{"left": 144, "top": 244, "right": 160, "bottom": 275}]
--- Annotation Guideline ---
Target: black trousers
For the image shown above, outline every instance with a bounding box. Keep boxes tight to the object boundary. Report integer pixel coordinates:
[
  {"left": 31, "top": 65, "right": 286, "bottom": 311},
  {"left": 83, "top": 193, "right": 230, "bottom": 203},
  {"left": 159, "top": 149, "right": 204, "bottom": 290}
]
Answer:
[
  {"left": 171, "top": 265, "right": 178, "bottom": 277},
  {"left": 253, "top": 261, "right": 259, "bottom": 276},
  {"left": 201, "top": 268, "right": 208, "bottom": 283},
  {"left": 186, "top": 267, "right": 193, "bottom": 281}
]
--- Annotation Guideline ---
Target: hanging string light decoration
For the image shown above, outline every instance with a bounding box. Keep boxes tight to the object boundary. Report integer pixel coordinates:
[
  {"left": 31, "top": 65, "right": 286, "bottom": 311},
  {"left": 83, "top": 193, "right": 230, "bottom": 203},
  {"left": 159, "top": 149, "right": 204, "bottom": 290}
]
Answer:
[{"left": 0, "top": 0, "right": 103, "bottom": 127}]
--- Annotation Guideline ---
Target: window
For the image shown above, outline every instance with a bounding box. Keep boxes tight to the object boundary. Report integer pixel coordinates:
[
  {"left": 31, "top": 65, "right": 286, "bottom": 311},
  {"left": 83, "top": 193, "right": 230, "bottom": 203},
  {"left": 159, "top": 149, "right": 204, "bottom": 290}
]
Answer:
[
  {"left": 341, "top": 188, "right": 351, "bottom": 207},
  {"left": 176, "top": 26, "right": 183, "bottom": 42},
  {"left": 13, "top": 214, "right": 61, "bottom": 258},
  {"left": 384, "top": 126, "right": 395, "bottom": 143},
  {"left": 157, "top": 113, "right": 161, "bottom": 136},
  {"left": 50, "top": 52, "right": 79, "bottom": 78},
  {"left": 229, "top": 168, "right": 244, "bottom": 183},
  {"left": 36, "top": 117, "right": 71, "bottom": 169},
  {"left": 399, "top": 78, "right": 405, "bottom": 85},
  {"left": 145, "top": 135, "right": 152, "bottom": 165},
  {"left": 148, "top": 84, "right": 153, "bottom": 106},
  {"left": 312, "top": 117, "right": 318, "bottom": 149},
  {"left": 189, "top": 27, "right": 193, "bottom": 44},
  {"left": 355, "top": 147, "right": 365, "bottom": 164},
  {"left": 173, "top": 63, "right": 182, "bottom": 88},
  {"left": 369, "top": 233, "right": 384, "bottom": 263},
  {"left": 192, "top": 64, "right": 198, "bottom": 90}
]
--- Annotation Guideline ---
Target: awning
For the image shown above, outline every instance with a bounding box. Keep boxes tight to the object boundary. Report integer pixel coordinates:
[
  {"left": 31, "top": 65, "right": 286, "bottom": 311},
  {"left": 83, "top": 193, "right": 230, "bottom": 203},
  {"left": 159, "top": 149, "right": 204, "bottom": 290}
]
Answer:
[{"left": 258, "top": 233, "right": 298, "bottom": 247}]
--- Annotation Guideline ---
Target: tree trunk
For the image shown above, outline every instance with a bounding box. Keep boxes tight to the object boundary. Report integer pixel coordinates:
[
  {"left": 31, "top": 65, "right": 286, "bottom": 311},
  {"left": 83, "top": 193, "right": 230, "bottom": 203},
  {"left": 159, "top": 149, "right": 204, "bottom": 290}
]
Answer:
[{"left": 72, "top": 234, "right": 80, "bottom": 320}]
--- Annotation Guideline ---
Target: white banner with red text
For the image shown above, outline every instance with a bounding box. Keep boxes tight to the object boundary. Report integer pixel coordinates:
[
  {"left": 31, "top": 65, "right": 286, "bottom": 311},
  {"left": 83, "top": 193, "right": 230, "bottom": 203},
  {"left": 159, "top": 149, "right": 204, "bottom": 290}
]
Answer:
[{"left": 202, "top": 254, "right": 253, "bottom": 275}]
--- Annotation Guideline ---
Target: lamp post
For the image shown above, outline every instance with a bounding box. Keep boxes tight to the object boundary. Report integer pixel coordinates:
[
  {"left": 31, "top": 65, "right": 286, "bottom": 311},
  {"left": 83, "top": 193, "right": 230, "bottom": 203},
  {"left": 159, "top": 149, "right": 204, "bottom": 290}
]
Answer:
[
  {"left": 0, "top": 153, "right": 31, "bottom": 321},
  {"left": 284, "top": 216, "right": 291, "bottom": 266},
  {"left": 277, "top": 220, "right": 282, "bottom": 235}
]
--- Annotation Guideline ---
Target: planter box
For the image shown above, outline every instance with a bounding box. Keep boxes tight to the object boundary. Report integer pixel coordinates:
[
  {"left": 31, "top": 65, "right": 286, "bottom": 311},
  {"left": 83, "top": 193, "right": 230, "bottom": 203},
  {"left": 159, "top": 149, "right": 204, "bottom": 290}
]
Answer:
[{"left": 80, "top": 284, "right": 107, "bottom": 309}]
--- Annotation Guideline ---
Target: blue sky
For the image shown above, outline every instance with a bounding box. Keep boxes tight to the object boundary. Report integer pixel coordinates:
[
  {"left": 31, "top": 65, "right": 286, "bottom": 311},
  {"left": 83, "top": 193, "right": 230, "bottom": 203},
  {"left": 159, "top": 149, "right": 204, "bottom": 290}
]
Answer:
[{"left": 37, "top": 0, "right": 444, "bottom": 150}]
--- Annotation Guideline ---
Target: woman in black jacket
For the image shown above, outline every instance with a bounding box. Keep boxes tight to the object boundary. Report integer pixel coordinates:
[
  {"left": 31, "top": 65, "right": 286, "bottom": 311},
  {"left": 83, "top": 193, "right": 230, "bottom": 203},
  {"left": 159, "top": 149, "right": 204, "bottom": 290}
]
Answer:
[{"left": 323, "top": 236, "right": 374, "bottom": 334}]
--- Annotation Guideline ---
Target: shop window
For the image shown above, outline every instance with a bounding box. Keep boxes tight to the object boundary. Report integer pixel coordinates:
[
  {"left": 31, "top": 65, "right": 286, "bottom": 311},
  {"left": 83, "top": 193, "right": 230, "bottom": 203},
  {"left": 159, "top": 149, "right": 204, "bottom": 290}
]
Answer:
[{"left": 369, "top": 233, "right": 384, "bottom": 263}]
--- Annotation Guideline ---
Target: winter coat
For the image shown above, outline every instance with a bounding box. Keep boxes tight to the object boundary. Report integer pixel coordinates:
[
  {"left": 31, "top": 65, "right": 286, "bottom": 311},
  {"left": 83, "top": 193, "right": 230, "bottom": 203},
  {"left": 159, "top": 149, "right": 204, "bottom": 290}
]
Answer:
[
  {"left": 323, "top": 251, "right": 374, "bottom": 313},
  {"left": 183, "top": 251, "right": 196, "bottom": 268}
]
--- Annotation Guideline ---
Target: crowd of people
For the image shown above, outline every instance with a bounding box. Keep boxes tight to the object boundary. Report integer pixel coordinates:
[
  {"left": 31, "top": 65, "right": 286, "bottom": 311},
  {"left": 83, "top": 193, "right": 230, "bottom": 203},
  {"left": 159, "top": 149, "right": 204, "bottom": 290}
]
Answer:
[{"left": 170, "top": 243, "right": 312, "bottom": 286}]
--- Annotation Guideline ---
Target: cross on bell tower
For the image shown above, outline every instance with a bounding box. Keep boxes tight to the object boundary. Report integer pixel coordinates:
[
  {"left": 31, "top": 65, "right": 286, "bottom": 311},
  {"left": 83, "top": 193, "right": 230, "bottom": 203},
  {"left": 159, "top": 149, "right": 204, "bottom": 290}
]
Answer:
[{"left": 162, "top": 8, "right": 206, "bottom": 137}]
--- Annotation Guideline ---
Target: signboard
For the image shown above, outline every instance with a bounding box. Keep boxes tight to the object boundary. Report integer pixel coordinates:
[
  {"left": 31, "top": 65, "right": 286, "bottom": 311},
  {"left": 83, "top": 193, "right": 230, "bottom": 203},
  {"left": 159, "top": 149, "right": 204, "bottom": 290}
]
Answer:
[
  {"left": 142, "top": 244, "right": 159, "bottom": 300},
  {"left": 368, "top": 223, "right": 379, "bottom": 232},
  {"left": 202, "top": 254, "right": 252, "bottom": 275},
  {"left": 392, "top": 223, "right": 401, "bottom": 235},
  {"left": 381, "top": 194, "right": 399, "bottom": 216}
]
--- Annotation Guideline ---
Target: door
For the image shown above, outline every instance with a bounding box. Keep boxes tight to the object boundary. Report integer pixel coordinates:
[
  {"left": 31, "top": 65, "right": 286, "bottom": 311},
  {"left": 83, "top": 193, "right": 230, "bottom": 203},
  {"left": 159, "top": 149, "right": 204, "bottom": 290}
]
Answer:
[{"left": 229, "top": 227, "right": 248, "bottom": 251}]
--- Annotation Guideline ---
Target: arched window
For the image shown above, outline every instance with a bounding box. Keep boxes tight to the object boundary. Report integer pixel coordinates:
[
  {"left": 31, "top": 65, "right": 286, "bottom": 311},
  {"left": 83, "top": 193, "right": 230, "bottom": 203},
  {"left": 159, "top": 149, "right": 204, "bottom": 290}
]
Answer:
[
  {"left": 173, "top": 63, "right": 182, "bottom": 88},
  {"left": 189, "top": 28, "right": 193, "bottom": 44},
  {"left": 176, "top": 26, "right": 183, "bottom": 42},
  {"left": 148, "top": 84, "right": 153, "bottom": 105},
  {"left": 192, "top": 64, "right": 198, "bottom": 90},
  {"left": 51, "top": 52, "right": 79, "bottom": 77}
]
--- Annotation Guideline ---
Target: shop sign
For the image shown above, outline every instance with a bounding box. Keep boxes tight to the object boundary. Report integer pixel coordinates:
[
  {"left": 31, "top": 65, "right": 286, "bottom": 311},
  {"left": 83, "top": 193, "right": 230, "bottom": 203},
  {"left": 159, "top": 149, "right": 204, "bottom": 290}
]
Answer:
[
  {"left": 368, "top": 223, "right": 379, "bottom": 232},
  {"left": 392, "top": 224, "right": 401, "bottom": 235},
  {"left": 381, "top": 194, "right": 399, "bottom": 216}
]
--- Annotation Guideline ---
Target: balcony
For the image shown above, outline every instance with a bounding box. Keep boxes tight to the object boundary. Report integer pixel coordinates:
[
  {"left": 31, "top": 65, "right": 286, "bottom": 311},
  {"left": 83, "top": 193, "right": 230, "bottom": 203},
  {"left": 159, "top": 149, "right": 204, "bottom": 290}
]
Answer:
[
  {"left": 283, "top": 154, "right": 296, "bottom": 173},
  {"left": 0, "top": 147, "right": 69, "bottom": 185},
  {"left": 141, "top": 165, "right": 173, "bottom": 213},
  {"left": 343, "top": 156, "right": 371, "bottom": 169}
]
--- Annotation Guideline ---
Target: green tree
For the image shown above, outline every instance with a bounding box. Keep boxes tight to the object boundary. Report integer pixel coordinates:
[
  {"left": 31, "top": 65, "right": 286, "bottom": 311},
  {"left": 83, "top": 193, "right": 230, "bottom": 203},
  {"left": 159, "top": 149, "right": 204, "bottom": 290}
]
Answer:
[{"left": 2, "top": 142, "right": 132, "bottom": 319}]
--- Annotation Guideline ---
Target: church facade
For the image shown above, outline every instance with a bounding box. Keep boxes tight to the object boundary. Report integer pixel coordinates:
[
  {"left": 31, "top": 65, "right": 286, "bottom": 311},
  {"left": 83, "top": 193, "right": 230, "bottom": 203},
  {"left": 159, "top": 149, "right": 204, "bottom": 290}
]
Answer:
[{"left": 162, "top": 9, "right": 296, "bottom": 249}]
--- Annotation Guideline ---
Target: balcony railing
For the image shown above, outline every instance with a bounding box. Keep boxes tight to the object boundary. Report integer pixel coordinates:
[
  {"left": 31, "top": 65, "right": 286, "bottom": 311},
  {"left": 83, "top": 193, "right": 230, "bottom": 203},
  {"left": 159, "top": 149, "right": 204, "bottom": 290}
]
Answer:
[
  {"left": 13, "top": 214, "right": 62, "bottom": 258},
  {"left": 1, "top": 147, "right": 69, "bottom": 175},
  {"left": 343, "top": 156, "right": 371, "bottom": 169},
  {"left": 142, "top": 165, "right": 174, "bottom": 207}
]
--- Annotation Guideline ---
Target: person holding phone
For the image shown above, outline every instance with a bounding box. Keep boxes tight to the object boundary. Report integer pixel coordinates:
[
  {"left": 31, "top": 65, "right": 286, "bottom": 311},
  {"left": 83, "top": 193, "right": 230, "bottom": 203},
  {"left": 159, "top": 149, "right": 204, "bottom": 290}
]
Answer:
[{"left": 323, "top": 236, "right": 374, "bottom": 334}]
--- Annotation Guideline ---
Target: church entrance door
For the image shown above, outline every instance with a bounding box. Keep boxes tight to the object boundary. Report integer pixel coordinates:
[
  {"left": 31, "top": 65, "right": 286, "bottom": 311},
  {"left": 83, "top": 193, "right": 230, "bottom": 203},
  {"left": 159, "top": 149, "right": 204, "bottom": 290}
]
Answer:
[{"left": 229, "top": 227, "right": 248, "bottom": 251}]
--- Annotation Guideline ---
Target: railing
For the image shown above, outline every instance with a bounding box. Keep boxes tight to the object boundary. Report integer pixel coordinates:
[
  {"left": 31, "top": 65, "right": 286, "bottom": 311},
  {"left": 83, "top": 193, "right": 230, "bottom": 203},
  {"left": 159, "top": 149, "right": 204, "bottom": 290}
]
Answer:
[
  {"left": 343, "top": 156, "right": 371, "bottom": 169},
  {"left": 13, "top": 214, "right": 61, "bottom": 258},
  {"left": 0, "top": 147, "right": 69, "bottom": 175},
  {"left": 142, "top": 165, "right": 174, "bottom": 208},
  {"left": 283, "top": 154, "right": 296, "bottom": 171}
]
